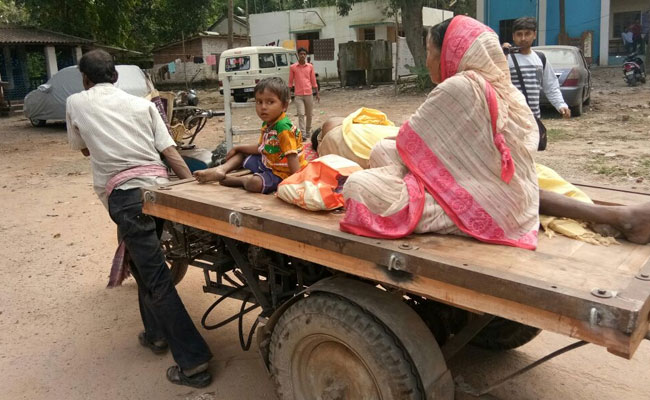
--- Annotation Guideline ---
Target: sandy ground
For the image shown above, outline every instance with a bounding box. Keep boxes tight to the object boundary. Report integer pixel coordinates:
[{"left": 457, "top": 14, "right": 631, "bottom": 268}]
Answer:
[{"left": 1, "top": 66, "right": 649, "bottom": 400}]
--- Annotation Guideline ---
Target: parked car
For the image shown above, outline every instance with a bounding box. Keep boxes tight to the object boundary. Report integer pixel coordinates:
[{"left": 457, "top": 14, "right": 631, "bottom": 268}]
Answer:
[
  {"left": 534, "top": 45, "right": 591, "bottom": 116},
  {"left": 218, "top": 46, "right": 298, "bottom": 102},
  {"left": 24, "top": 65, "right": 154, "bottom": 127}
]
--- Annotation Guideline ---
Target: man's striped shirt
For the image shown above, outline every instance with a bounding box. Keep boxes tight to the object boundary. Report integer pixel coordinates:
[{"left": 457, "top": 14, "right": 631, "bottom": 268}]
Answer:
[{"left": 507, "top": 52, "right": 567, "bottom": 118}]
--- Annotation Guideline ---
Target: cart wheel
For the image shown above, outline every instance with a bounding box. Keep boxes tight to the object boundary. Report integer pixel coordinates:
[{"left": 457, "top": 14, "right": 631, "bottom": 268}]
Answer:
[
  {"left": 269, "top": 293, "right": 424, "bottom": 400},
  {"left": 160, "top": 221, "right": 189, "bottom": 285},
  {"left": 167, "top": 257, "right": 189, "bottom": 285},
  {"left": 30, "top": 118, "right": 46, "bottom": 127},
  {"left": 470, "top": 317, "right": 541, "bottom": 350}
]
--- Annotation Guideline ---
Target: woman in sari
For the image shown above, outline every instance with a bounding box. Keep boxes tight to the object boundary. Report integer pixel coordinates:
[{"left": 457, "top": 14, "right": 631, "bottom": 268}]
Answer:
[{"left": 341, "top": 16, "right": 650, "bottom": 247}]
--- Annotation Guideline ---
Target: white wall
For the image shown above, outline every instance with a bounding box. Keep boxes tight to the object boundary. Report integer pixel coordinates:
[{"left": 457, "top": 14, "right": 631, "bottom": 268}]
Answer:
[
  {"left": 249, "top": 2, "right": 451, "bottom": 79},
  {"left": 392, "top": 37, "right": 415, "bottom": 77},
  {"left": 422, "top": 8, "right": 454, "bottom": 26}
]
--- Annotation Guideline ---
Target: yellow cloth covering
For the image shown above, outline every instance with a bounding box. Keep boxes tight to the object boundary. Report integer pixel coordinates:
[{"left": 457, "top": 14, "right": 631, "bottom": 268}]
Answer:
[
  {"left": 341, "top": 108, "right": 400, "bottom": 159},
  {"left": 536, "top": 163, "right": 618, "bottom": 245}
]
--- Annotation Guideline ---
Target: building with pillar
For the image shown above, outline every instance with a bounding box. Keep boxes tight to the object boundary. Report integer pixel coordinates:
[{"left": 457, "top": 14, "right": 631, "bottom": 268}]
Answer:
[
  {"left": 476, "top": 0, "right": 649, "bottom": 66},
  {"left": 0, "top": 25, "right": 93, "bottom": 101}
]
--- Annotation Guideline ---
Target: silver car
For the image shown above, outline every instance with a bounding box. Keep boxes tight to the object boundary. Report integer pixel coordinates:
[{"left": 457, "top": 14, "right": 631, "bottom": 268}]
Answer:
[
  {"left": 534, "top": 45, "right": 592, "bottom": 116},
  {"left": 24, "top": 65, "right": 153, "bottom": 127}
]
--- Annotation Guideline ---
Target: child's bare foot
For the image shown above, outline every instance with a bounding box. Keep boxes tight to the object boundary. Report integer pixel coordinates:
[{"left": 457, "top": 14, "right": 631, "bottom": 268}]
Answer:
[
  {"left": 193, "top": 167, "right": 226, "bottom": 183},
  {"left": 616, "top": 203, "right": 650, "bottom": 244}
]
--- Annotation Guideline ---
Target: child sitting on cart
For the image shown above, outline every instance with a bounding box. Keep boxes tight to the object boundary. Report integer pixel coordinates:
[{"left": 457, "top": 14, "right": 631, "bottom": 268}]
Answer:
[{"left": 194, "top": 77, "right": 307, "bottom": 193}]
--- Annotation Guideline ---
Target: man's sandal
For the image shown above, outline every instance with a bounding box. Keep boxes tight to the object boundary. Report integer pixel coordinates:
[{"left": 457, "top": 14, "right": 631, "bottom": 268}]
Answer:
[
  {"left": 138, "top": 331, "right": 168, "bottom": 355},
  {"left": 166, "top": 365, "right": 212, "bottom": 388}
]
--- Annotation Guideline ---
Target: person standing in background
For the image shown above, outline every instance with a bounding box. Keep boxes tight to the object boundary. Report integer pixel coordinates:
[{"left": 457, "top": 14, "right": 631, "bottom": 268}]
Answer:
[
  {"left": 622, "top": 28, "right": 635, "bottom": 54},
  {"left": 503, "top": 17, "right": 570, "bottom": 120},
  {"left": 289, "top": 47, "right": 320, "bottom": 138},
  {"left": 629, "top": 18, "right": 643, "bottom": 53}
]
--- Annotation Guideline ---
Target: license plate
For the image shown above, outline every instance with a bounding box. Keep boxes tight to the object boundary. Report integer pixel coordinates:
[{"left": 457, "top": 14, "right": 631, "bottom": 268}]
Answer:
[
  {"left": 625, "top": 70, "right": 634, "bottom": 75},
  {"left": 244, "top": 88, "right": 254, "bottom": 92}
]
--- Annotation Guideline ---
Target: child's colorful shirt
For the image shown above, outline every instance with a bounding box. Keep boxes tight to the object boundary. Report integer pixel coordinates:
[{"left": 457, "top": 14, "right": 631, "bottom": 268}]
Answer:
[{"left": 258, "top": 112, "right": 308, "bottom": 179}]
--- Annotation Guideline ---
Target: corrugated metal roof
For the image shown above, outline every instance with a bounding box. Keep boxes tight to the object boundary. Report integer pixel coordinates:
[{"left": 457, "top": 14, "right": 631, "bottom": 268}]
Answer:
[
  {"left": 151, "top": 31, "right": 248, "bottom": 52},
  {"left": 0, "top": 25, "right": 94, "bottom": 45}
]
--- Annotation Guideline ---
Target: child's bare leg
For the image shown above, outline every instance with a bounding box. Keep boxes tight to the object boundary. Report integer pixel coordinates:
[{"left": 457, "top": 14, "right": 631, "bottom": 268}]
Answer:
[
  {"left": 243, "top": 175, "right": 264, "bottom": 193},
  {"left": 540, "top": 189, "right": 650, "bottom": 244},
  {"left": 194, "top": 153, "right": 246, "bottom": 183},
  {"left": 219, "top": 175, "right": 264, "bottom": 193},
  {"left": 219, "top": 175, "right": 248, "bottom": 188}
]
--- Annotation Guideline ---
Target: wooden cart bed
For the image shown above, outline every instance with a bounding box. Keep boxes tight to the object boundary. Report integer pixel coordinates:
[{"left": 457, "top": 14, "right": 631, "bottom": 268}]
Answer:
[{"left": 142, "top": 180, "right": 650, "bottom": 359}]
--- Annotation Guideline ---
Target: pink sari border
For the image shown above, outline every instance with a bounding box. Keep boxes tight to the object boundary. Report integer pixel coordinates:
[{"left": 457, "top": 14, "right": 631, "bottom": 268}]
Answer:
[
  {"left": 484, "top": 80, "right": 515, "bottom": 183},
  {"left": 340, "top": 173, "right": 426, "bottom": 239},
  {"left": 396, "top": 122, "right": 537, "bottom": 250}
]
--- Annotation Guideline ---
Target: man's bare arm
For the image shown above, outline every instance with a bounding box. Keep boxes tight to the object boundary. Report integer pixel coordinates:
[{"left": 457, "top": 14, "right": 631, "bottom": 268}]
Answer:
[{"left": 161, "top": 145, "right": 192, "bottom": 179}]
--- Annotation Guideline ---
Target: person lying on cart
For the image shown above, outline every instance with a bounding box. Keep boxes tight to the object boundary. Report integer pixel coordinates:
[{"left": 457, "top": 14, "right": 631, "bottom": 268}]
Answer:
[
  {"left": 66, "top": 49, "right": 214, "bottom": 389},
  {"left": 194, "top": 77, "right": 307, "bottom": 193}
]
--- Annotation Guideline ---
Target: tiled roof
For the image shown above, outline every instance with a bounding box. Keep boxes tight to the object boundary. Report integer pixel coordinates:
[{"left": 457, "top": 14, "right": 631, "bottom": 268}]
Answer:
[{"left": 0, "top": 25, "right": 94, "bottom": 45}]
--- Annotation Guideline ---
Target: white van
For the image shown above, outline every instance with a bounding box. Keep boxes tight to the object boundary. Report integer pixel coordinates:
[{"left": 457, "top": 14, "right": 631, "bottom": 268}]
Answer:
[{"left": 218, "top": 46, "right": 297, "bottom": 102}]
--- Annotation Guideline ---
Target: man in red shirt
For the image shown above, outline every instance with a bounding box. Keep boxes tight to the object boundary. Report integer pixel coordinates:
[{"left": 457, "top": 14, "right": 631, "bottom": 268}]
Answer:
[{"left": 289, "top": 47, "right": 320, "bottom": 137}]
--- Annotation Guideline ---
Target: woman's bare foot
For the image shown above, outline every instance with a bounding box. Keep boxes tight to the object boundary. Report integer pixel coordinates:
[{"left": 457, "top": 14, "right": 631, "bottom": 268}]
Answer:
[
  {"left": 615, "top": 203, "right": 650, "bottom": 245},
  {"left": 193, "top": 167, "right": 226, "bottom": 183}
]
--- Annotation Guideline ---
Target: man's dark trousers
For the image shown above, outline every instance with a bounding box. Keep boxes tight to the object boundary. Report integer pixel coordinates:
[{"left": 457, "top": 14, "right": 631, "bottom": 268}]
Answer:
[{"left": 108, "top": 188, "right": 212, "bottom": 370}]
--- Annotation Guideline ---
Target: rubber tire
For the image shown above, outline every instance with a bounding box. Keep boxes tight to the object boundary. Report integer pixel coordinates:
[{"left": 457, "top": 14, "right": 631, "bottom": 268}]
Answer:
[
  {"left": 233, "top": 95, "right": 248, "bottom": 103},
  {"left": 470, "top": 317, "right": 541, "bottom": 350},
  {"left": 570, "top": 94, "right": 583, "bottom": 117},
  {"left": 269, "top": 293, "right": 423, "bottom": 400},
  {"left": 30, "top": 119, "right": 46, "bottom": 127},
  {"left": 160, "top": 221, "right": 189, "bottom": 285},
  {"left": 168, "top": 258, "right": 189, "bottom": 285}
]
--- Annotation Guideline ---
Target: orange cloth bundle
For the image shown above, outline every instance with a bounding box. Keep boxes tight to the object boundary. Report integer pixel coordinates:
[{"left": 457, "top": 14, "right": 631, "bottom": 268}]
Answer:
[{"left": 277, "top": 154, "right": 362, "bottom": 211}]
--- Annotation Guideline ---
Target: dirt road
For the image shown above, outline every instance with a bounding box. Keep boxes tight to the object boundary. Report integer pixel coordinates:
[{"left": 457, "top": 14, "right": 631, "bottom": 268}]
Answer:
[{"left": 1, "top": 66, "right": 649, "bottom": 400}]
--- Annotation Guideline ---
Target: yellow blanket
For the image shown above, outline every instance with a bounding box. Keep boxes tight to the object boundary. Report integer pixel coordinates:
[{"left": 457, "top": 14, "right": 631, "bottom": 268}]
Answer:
[
  {"left": 341, "top": 108, "right": 400, "bottom": 159},
  {"left": 536, "top": 164, "right": 618, "bottom": 245}
]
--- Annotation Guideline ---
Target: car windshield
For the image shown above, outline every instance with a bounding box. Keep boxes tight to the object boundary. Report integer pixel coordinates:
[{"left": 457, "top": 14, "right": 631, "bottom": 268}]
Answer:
[
  {"left": 537, "top": 49, "right": 580, "bottom": 66},
  {"left": 225, "top": 56, "right": 250, "bottom": 72}
]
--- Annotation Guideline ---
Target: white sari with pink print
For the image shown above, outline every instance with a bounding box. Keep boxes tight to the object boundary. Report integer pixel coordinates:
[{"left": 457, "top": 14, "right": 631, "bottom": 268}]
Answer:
[{"left": 340, "top": 16, "right": 540, "bottom": 250}]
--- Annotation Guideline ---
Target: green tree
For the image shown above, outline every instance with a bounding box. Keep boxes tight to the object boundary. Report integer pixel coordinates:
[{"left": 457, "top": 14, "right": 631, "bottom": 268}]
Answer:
[{"left": 0, "top": 0, "right": 29, "bottom": 24}]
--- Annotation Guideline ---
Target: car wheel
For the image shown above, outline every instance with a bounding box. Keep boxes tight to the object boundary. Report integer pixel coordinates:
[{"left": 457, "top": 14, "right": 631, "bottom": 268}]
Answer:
[
  {"left": 570, "top": 90, "right": 583, "bottom": 117},
  {"left": 30, "top": 119, "right": 46, "bottom": 127}
]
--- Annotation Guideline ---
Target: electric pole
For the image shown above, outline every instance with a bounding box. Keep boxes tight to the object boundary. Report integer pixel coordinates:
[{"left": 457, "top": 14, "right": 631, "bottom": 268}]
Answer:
[{"left": 228, "top": 0, "right": 234, "bottom": 49}]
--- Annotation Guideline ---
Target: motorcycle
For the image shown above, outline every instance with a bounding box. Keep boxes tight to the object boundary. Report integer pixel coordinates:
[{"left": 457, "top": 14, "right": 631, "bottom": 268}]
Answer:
[
  {"left": 165, "top": 90, "right": 227, "bottom": 172},
  {"left": 622, "top": 52, "right": 646, "bottom": 86}
]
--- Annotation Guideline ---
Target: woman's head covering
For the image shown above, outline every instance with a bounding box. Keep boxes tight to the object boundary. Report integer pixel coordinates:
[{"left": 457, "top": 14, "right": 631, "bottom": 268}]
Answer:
[{"left": 441, "top": 15, "right": 538, "bottom": 152}]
